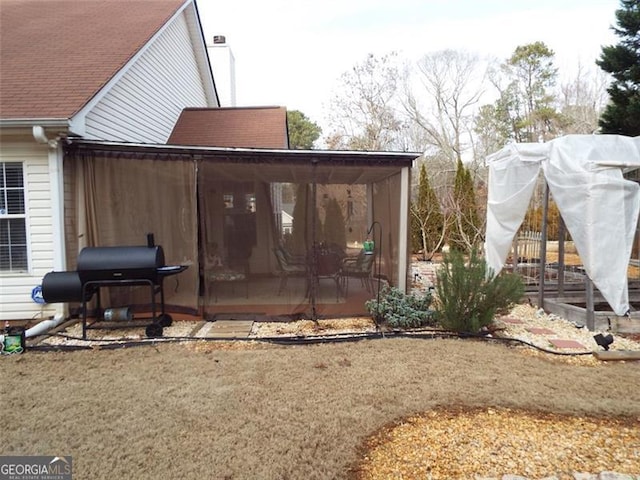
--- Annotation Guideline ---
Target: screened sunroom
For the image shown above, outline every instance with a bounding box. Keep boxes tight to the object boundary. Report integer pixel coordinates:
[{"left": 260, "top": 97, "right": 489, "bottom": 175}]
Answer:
[{"left": 62, "top": 139, "right": 418, "bottom": 320}]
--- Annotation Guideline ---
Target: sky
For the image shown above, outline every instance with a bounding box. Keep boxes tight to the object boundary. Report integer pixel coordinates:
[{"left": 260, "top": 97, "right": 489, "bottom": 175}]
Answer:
[{"left": 195, "top": 0, "right": 620, "bottom": 133}]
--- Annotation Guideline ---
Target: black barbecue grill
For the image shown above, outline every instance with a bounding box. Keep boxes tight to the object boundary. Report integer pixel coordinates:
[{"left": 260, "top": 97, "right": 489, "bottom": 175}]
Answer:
[
  {"left": 77, "top": 245, "right": 166, "bottom": 283},
  {"left": 42, "top": 235, "right": 188, "bottom": 339}
]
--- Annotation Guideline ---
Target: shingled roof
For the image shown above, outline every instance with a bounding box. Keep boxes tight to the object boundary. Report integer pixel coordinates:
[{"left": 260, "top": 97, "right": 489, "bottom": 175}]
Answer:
[
  {"left": 0, "top": 0, "right": 188, "bottom": 120},
  {"left": 167, "top": 107, "right": 289, "bottom": 148}
]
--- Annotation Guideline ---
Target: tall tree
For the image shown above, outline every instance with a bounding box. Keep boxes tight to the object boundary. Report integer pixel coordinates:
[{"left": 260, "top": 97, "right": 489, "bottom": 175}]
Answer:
[
  {"left": 405, "top": 49, "right": 485, "bottom": 165},
  {"left": 505, "top": 42, "right": 560, "bottom": 142},
  {"left": 325, "top": 53, "right": 404, "bottom": 151},
  {"left": 448, "top": 159, "right": 481, "bottom": 252},
  {"left": 559, "top": 63, "right": 610, "bottom": 134},
  {"left": 474, "top": 97, "right": 513, "bottom": 160},
  {"left": 404, "top": 50, "right": 487, "bottom": 245},
  {"left": 411, "top": 162, "right": 445, "bottom": 260},
  {"left": 596, "top": 0, "right": 640, "bottom": 135},
  {"left": 323, "top": 198, "right": 347, "bottom": 250},
  {"left": 291, "top": 184, "right": 323, "bottom": 255},
  {"left": 478, "top": 42, "right": 560, "bottom": 144},
  {"left": 287, "top": 110, "right": 322, "bottom": 149}
]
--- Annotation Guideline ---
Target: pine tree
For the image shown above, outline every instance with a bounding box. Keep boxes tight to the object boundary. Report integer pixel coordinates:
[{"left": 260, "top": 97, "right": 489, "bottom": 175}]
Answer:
[
  {"left": 287, "top": 110, "right": 322, "bottom": 149},
  {"left": 448, "top": 160, "right": 480, "bottom": 252},
  {"left": 323, "top": 198, "right": 347, "bottom": 250},
  {"left": 291, "top": 184, "right": 323, "bottom": 255},
  {"left": 596, "top": 0, "right": 640, "bottom": 135},
  {"left": 410, "top": 163, "right": 444, "bottom": 260}
]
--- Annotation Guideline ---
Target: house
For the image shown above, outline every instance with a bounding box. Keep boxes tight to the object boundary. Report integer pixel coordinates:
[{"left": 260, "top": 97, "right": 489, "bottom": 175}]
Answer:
[
  {"left": 0, "top": 0, "right": 217, "bottom": 322},
  {"left": 281, "top": 207, "right": 294, "bottom": 235},
  {"left": 1, "top": 0, "right": 418, "bottom": 325}
]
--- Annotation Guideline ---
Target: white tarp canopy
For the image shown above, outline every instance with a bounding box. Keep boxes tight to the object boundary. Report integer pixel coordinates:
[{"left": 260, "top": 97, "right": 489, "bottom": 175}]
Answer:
[{"left": 485, "top": 134, "right": 640, "bottom": 316}]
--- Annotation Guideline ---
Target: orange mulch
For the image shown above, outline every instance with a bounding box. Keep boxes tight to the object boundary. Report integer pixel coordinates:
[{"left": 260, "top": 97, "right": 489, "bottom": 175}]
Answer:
[{"left": 353, "top": 406, "right": 640, "bottom": 480}]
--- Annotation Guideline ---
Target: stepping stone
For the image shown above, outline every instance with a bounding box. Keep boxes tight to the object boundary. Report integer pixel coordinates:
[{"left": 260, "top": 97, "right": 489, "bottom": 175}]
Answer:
[
  {"left": 549, "top": 339, "right": 586, "bottom": 349},
  {"left": 500, "top": 317, "right": 524, "bottom": 324},
  {"left": 208, "top": 320, "right": 254, "bottom": 338},
  {"left": 526, "top": 327, "right": 556, "bottom": 335},
  {"left": 194, "top": 320, "right": 254, "bottom": 338}
]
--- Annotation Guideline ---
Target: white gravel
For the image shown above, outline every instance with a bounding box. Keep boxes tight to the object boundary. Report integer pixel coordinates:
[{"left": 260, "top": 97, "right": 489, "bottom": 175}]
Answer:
[{"left": 497, "top": 303, "right": 640, "bottom": 353}]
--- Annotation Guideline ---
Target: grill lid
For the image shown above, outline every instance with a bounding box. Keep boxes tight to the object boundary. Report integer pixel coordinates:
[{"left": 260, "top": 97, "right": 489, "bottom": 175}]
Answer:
[{"left": 77, "top": 245, "right": 165, "bottom": 283}]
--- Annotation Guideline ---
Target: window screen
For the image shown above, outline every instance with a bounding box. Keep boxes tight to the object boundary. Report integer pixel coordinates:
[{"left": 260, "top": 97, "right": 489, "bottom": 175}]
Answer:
[{"left": 0, "top": 162, "right": 27, "bottom": 271}]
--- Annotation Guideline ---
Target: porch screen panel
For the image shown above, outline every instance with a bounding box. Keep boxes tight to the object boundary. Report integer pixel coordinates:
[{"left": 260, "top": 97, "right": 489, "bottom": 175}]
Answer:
[
  {"left": 78, "top": 154, "right": 199, "bottom": 311},
  {"left": 62, "top": 156, "right": 79, "bottom": 270},
  {"left": 371, "top": 172, "right": 403, "bottom": 287},
  {"left": 199, "top": 162, "right": 313, "bottom": 319},
  {"left": 198, "top": 160, "right": 377, "bottom": 319}
]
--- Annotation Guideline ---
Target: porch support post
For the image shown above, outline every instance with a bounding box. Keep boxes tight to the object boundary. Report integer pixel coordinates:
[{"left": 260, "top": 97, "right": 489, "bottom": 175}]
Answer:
[
  {"left": 397, "top": 166, "right": 410, "bottom": 292},
  {"left": 310, "top": 161, "right": 318, "bottom": 321}
]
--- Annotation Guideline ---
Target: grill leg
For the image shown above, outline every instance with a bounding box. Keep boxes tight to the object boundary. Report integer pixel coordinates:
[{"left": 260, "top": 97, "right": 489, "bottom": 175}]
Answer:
[
  {"left": 81, "top": 292, "right": 88, "bottom": 340},
  {"left": 149, "top": 280, "right": 156, "bottom": 323}
]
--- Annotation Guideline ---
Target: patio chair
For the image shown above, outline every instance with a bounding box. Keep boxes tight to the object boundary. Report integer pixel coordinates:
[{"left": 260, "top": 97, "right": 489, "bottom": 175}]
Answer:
[
  {"left": 277, "top": 244, "right": 306, "bottom": 267},
  {"left": 307, "top": 246, "right": 343, "bottom": 302},
  {"left": 340, "top": 250, "right": 375, "bottom": 295},
  {"left": 273, "top": 247, "right": 307, "bottom": 295}
]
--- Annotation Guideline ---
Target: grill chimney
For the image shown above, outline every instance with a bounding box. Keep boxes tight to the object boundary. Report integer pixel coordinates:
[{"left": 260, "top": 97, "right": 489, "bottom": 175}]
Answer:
[{"left": 213, "top": 35, "right": 226, "bottom": 44}]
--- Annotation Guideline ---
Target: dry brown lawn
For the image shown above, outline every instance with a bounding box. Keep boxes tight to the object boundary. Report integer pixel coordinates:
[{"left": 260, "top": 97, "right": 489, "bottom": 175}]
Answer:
[{"left": 1, "top": 338, "right": 639, "bottom": 479}]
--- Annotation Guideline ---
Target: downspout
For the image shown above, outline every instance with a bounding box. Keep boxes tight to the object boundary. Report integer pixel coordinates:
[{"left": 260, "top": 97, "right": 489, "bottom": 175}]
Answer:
[{"left": 27, "top": 126, "right": 67, "bottom": 337}]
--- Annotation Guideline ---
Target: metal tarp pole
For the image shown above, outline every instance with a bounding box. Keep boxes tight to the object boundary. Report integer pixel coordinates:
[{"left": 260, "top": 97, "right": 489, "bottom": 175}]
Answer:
[
  {"left": 558, "top": 216, "right": 566, "bottom": 296},
  {"left": 310, "top": 160, "right": 318, "bottom": 321},
  {"left": 537, "top": 181, "right": 549, "bottom": 309},
  {"left": 586, "top": 276, "right": 595, "bottom": 331}
]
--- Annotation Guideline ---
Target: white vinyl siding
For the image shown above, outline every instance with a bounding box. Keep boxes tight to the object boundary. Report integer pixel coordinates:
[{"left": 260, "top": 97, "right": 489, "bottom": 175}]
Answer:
[
  {"left": 84, "top": 10, "right": 209, "bottom": 143},
  {"left": 0, "top": 138, "right": 57, "bottom": 320}
]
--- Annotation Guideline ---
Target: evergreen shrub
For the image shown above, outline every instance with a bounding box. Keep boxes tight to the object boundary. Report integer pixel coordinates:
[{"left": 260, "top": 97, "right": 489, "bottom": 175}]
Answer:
[
  {"left": 365, "top": 285, "right": 435, "bottom": 329},
  {"left": 434, "top": 249, "right": 524, "bottom": 333}
]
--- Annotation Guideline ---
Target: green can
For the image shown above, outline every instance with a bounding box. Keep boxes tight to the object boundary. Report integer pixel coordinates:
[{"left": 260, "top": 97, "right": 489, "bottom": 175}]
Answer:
[
  {"left": 363, "top": 239, "right": 375, "bottom": 255},
  {"left": 2, "top": 326, "right": 25, "bottom": 354}
]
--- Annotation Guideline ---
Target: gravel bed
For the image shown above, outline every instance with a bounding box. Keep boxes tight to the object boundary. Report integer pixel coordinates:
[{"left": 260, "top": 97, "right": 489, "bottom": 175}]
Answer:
[
  {"left": 500, "top": 304, "right": 640, "bottom": 352},
  {"left": 250, "top": 317, "right": 377, "bottom": 337},
  {"left": 34, "top": 304, "right": 640, "bottom": 359},
  {"left": 37, "top": 320, "right": 202, "bottom": 347},
  {"left": 494, "top": 304, "right": 640, "bottom": 366}
]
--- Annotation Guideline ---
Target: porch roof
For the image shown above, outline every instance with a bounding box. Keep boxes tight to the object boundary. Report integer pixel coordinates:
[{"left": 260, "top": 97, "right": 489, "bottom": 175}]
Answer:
[
  {"left": 168, "top": 107, "right": 289, "bottom": 149},
  {"left": 65, "top": 139, "right": 419, "bottom": 184}
]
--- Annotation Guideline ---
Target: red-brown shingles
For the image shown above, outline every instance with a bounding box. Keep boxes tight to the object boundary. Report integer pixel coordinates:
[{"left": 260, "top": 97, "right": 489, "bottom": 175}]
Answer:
[
  {"left": 0, "top": 0, "right": 187, "bottom": 119},
  {"left": 167, "top": 107, "right": 289, "bottom": 149}
]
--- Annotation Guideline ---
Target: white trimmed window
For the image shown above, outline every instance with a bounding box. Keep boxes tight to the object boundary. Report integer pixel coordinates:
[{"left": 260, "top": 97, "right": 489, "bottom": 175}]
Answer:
[{"left": 0, "top": 162, "right": 27, "bottom": 272}]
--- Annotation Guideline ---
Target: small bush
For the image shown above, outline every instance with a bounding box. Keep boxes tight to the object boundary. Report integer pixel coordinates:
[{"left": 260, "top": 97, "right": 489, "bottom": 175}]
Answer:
[
  {"left": 365, "top": 285, "right": 435, "bottom": 329},
  {"left": 434, "top": 249, "right": 524, "bottom": 334}
]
